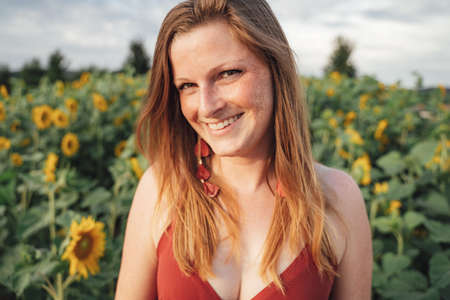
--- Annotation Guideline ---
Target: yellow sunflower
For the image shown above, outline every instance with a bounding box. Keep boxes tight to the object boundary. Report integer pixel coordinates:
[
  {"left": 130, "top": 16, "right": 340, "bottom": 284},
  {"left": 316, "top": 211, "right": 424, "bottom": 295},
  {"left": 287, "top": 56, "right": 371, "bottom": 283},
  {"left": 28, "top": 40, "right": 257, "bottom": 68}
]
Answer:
[
  {"left": 0, "top": 85, "right": 8, "bottom": 99},
  {"left": 11, "top": 153, "right": 23, "bottom": 166},
  {"left": 115, "top": 140, "right": 127, "bottom": 157},
  {"left": 438, "top": 84, "right": 446, "bottom": 97},
  {"left": 330, "top": 71, "right": 342, "bottom": 84},
  {"left": 44, "top": 152, "right": 58, "bottom": 182},
  {"left": 375, "top": 119, "right": 388, "bottom": 140},
  {"left": 65, "top": 98, "right": 78, "bottom": 114},
  {"left": 52, "top": 109, "right": 69, "bottom": 128},
  {"left": 61, "top": 133, "right": 80, "bottom": 157},
  {"left": 32, "top": 105, "right": 53, "bottom": 129},
  {"left": 130, "top": 157, "right": 143, "bottom": 179},
  {"left": 338, "top": 149, "right": 351, "bottom": 160},
  {"left": 44, "top": 169, "right": 56, "bottom": 183},
  {"left": 352, "top": 153, "right": 371, "bottom": 185},
  {"left": 373, "top": 182, "right": 389, "bottom": 195},
  {"left": 386, "top": 200, "right": 402, "bottom": 215},
  {"left": 92, "top": 93, "right": 108, "bottom": 112},
  {"left": 0, "top": 101, "right": 5, "bottom": 121},
  {"left": 45, "top": 152, "right": 59, "bottom": 172},
  {"left": 344, "top": 111, "right": 357, "bottom": 127},
  {"left": 80, "top": 72, "right": 90, "bottom": 84},
  {"left": 56, "top": 80, "right": 64, "bottom": 97},
  {"left": 135, "top": 88, "right": 146, "bottom": 97},
  {"left": 326, "top": 88, "right": 335, "bottom": 97},
  {"left": 345, "top": 128, "right": 364, "bottom": 145},
  {"left": 62, "top": 216, "right": 106, "bottom": 279},
  {"left": 10, "top": 120, "right": 20, "bottom": 132},
  {"left": 359, "top": 94, "right": 369, "bottom": 110},
  {"left": 20, "top": 138, "right": 31, "bottom": 147},
  {"left": 328, "top": 118, "right": 338, "bottom": 128},
  {"left": 0, "top": 136, "right": 11, "bottom": 150},
  {"left": 114, "top": 116, "right": 124, "bottom": 126}
]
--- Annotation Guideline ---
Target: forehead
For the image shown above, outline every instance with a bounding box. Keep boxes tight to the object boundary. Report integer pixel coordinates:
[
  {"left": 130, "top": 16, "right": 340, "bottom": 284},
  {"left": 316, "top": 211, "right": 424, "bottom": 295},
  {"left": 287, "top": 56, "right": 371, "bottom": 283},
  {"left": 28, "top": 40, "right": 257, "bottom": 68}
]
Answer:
[{"left": 169, "top": 19, "right": 263, "bottom": 78}]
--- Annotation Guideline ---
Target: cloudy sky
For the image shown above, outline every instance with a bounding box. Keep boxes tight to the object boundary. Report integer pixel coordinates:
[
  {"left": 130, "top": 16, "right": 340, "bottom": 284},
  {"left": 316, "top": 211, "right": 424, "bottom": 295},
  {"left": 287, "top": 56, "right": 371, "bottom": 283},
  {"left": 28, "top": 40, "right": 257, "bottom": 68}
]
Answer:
[{"left": 1, "top": 0, "right": 449, "bottom": 87}]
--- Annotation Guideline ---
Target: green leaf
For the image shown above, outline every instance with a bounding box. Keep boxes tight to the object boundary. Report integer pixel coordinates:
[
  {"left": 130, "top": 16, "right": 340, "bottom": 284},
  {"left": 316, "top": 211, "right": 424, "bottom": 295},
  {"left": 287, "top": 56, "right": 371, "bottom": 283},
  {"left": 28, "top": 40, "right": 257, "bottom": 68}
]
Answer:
[
  {"left": 0, "top": 170, "right": 16, "bottom": 182},
  {"left": 56, "top": 210, "right": 82, "bottom": 228},
  {"left": 425, "top": 220, "right": 450, "bottom": 243},
  {"left": 17, "top": 206, "right": 50, "bottom": 240},
  {"left": 312, "top": 143, "right": 327, "bottom": 161},
  {"left": 404, "top": 211, "right": 426, "bottom": 230},
  {"left": 55, "top": 191, "right": 79, "bottom": 209},
  {"left": 420, "top": 192, "right": 449, "bottom": 216},
  {"left": 408, "top": 139, "right": 439, "bottom": 166},
  {"left": 387, "top": 178, "right": 415, "bottom": 200},
  {"left": 373, "top": 239, "right": 384, "bottom": 258},
  {"left": 372, "top": 217, "right": 394, "bottom": 233},
  {"left": 377, "top": 151, "right": 406, "bottom": 176},
  {"left": 382, "top": 252, "right": 411, "bottom": 277},
  {"left": 0, "top": 178, "right": 16, "bottom": 206},
  {"left": 81, "top": 187, "right": 111, "bottom": 208},
  {"left": 429, "top": 253, "right": 450, "bottom": 289}
]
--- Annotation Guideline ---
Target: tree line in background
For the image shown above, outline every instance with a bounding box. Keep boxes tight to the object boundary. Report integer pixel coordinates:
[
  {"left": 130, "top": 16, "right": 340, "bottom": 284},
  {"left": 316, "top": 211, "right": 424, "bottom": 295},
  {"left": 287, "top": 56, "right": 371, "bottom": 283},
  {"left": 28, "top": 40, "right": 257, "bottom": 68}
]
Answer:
[
  {"left": 0, "top": 36, "right": 356, "bottom": 91},
  {"left": 0, "top": 39, "right": 152, "bottom": 91}
]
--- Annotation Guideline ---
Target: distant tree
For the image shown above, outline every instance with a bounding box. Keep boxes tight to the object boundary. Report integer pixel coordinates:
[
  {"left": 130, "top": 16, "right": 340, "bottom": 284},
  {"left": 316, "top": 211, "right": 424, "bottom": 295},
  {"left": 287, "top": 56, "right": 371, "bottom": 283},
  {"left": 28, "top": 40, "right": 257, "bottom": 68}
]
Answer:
[
  {"left": 324, "top": 35, "right": 357, "bottom": 78},
  {"left": 0, "top": 64, "right": 12, "bottom": 90},
  {"left": 47, "top": 49, "right": 69, "bottom": 82},
  {"left": 21, "top": 58, "right": 45, "bottom": 87},
  {"left": 123, "top": 40, "right": 151, "bottom": 74}
]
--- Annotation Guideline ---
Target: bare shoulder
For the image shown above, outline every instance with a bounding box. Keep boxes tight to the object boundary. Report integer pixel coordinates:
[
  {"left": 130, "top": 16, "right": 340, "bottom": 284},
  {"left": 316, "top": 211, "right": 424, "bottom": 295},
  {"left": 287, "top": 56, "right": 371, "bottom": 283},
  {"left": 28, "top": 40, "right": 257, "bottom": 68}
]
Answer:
[
  {"left": 314, "top": 162, "right": 367, "bottom": 221},
  {"left": 314, "top": 162, "right": 373, "bottom": 300},
  {"left": 115, "top": 166, "right": 160, "bottom": 299}
]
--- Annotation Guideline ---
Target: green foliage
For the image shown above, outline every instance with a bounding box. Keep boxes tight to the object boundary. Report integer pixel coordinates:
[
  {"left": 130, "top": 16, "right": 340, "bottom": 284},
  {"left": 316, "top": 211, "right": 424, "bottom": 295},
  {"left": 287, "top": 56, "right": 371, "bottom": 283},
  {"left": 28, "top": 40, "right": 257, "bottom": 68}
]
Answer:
[
  {"left": 0, "top": 70, "right": 448, "bottom": 299},
  {"left": 324, "top": 35, "right": 357, "bottom": 77},
  {"left": 307, "top": 73, "right": 449, "bottom": 299},
  {"left": 20, "top": 58, "right": 45, "bottom": 87},
  {"left": 46, "top": 50, "right": 69, "bottom": 83},
  {"left": 0, "top": 64, "right": 12, "bottom": 90},
  {"left": 122, "top": 40, "right": 151, "bottom": 75}
]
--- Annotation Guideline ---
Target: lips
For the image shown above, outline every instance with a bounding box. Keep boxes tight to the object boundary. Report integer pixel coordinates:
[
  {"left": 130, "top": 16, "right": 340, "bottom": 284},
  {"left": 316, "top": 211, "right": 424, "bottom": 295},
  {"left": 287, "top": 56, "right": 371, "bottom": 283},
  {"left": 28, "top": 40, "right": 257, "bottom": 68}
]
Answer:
[{"left": 206, "top": 113, "right": 243, "bottom": 130}]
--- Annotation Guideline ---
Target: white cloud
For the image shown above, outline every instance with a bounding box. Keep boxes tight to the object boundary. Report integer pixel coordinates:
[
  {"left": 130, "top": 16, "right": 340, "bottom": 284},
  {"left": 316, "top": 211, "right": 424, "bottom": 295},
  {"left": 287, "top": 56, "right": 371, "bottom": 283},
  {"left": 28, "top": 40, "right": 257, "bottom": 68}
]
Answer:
[{"left": 0, "top": 0, "right": 449, "bottom": 87}]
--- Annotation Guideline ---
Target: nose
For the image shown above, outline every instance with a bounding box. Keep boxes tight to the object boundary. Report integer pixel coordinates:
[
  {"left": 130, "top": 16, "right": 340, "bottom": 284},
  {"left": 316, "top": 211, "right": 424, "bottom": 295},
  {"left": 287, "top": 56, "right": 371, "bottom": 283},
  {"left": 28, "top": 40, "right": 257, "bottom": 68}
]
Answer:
[{"left": 198, "top": 84, "right": 225, "bottom": 118}]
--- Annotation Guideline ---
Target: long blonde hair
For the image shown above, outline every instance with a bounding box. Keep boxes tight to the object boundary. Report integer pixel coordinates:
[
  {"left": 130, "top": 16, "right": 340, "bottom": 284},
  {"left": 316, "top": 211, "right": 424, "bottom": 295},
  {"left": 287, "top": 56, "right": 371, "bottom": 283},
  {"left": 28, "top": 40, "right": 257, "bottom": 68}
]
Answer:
[{"left": 136, "top": 0, "right": 340, "bottom": 291}]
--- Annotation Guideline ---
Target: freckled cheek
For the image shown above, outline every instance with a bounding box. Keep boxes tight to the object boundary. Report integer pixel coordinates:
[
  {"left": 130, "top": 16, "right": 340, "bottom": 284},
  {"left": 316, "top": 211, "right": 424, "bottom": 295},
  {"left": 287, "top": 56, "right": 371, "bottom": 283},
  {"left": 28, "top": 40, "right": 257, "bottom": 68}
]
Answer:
[
  {"left": 248, "top": 79, "right": 273, "bottom": 113},
  {"left": 180, "top": 99, "right": 199, "bottom": 125}
]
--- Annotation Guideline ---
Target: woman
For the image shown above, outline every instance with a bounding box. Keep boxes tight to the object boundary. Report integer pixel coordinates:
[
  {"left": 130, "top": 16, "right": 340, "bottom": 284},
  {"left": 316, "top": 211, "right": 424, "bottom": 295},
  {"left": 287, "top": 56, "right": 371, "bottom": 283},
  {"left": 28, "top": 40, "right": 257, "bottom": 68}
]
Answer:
[{"left": 115, "top": 0, "right": 372, "bottom": 299}]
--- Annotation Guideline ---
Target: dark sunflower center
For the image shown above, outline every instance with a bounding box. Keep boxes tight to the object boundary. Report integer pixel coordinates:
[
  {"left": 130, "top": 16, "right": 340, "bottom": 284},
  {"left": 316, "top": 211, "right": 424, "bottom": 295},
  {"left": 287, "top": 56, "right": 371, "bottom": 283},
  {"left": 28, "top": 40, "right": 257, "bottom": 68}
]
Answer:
[
  {"left": 42, "top": 112, "right": 49, "bottom": 122},
  {"left": 67, "top": 140, "right": 73, "bottom": 149},
  {"left": 74, "top": 234, "right": 93, "bottom": 259}
]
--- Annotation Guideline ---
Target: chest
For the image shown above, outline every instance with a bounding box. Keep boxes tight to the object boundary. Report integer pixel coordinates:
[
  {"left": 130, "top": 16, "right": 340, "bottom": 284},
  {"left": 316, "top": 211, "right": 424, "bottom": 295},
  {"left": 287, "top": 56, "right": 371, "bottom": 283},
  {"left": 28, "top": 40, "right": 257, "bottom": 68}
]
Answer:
[
  {"left": 156, "top": 199, "right": 344, "bottom": 300},
  {"left": 206, "top": 199, "right": 307, "bottom": 300}
]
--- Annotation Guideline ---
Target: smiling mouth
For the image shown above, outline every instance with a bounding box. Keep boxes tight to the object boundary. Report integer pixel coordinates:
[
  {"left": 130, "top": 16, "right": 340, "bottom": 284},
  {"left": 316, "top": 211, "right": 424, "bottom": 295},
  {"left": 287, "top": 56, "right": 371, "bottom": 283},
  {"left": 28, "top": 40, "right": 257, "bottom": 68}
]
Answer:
[{"left": 207, "top": 113, "right": 244, "bottom": 130}]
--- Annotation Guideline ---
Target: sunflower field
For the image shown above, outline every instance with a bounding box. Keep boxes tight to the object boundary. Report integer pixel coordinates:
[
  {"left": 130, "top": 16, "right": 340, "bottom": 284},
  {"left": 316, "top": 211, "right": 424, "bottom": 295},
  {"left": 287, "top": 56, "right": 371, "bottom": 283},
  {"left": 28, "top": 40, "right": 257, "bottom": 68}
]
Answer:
[{"left": 0, "top": 70, "right": 448, "bottom": 299}]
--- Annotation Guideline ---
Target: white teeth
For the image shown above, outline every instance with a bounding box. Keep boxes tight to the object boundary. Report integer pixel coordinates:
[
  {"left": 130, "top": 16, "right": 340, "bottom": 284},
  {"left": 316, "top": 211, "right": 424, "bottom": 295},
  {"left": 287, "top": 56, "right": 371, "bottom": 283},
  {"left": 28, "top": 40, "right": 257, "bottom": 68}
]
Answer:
[{"left": 208, "top": 114, "right": 241, "bottom": 130}]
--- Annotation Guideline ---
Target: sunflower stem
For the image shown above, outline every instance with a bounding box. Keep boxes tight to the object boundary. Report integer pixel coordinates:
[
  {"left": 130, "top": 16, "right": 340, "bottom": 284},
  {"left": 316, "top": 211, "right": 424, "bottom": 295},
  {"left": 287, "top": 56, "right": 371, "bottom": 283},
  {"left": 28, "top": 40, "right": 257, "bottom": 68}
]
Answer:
[
  {"left": 48, "top": 188, "right": 57, "bottom": 255},
  {"left": 42, "top": 283, "right": 57, "bottom": 299},
  {"left": 56, "top": 273, "right": 64, "bottom": 300},
  {"left": 20, "top": 187, "right": 27, "bottom": 211},
  {"left": 62, "top": 274, "right": 77, "bottom": 289},
  {"left": 109, "top": 202, "right": 117, "bottom": 238}
]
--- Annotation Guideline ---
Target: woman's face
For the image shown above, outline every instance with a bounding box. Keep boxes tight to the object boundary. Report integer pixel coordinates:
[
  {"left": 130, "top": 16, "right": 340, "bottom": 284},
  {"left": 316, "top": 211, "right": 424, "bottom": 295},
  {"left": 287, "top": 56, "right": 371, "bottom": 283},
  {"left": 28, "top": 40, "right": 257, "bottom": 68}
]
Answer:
[{"left": 170, "top": 19, "right": 274, "bottom": 158}]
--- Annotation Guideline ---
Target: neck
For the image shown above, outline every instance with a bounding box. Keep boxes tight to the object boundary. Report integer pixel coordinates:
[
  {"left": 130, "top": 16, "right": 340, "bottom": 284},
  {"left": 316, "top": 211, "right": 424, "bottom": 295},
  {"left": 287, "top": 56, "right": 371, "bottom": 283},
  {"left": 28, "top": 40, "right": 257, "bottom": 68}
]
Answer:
[{"left": 211, "top": 151, "right": 274, "bottom": 196}]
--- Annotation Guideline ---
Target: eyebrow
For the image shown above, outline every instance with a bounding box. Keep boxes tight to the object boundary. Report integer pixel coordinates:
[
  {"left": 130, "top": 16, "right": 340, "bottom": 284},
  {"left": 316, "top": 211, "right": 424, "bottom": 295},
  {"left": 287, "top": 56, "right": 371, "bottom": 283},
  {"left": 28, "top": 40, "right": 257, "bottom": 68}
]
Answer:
[{"left": 173, "top": 58, "right": 246, "bottom": 84}]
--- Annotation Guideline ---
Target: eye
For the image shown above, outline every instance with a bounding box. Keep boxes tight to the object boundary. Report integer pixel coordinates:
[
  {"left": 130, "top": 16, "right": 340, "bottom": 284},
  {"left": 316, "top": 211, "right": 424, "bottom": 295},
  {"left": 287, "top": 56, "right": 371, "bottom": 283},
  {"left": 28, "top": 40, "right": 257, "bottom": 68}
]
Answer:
[
  {"left": 178, "top": 82, "right": 195, "bottom": 91},
  {"left": 220, "top": 69, "right": 242, "bottom": 79}
]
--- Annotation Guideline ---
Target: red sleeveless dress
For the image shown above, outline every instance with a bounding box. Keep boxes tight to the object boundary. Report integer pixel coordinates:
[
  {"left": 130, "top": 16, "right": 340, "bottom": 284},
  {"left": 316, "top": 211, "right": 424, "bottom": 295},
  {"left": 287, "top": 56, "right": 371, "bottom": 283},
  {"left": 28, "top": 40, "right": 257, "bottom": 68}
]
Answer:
[{"left": 156, "top": 225, "right": 335, "bottom": 299}]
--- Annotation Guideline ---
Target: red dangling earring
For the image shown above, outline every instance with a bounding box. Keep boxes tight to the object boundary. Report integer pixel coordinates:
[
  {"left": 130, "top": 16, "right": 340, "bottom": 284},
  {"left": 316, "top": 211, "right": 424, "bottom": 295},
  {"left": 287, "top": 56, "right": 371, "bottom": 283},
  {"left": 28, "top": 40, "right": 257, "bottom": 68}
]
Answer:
[
  {"left": 276, "top": 181, "right": 286, "bottom": 198},
  {"left": 195, "top": 137, "right": 220, "bottom": 197}
]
